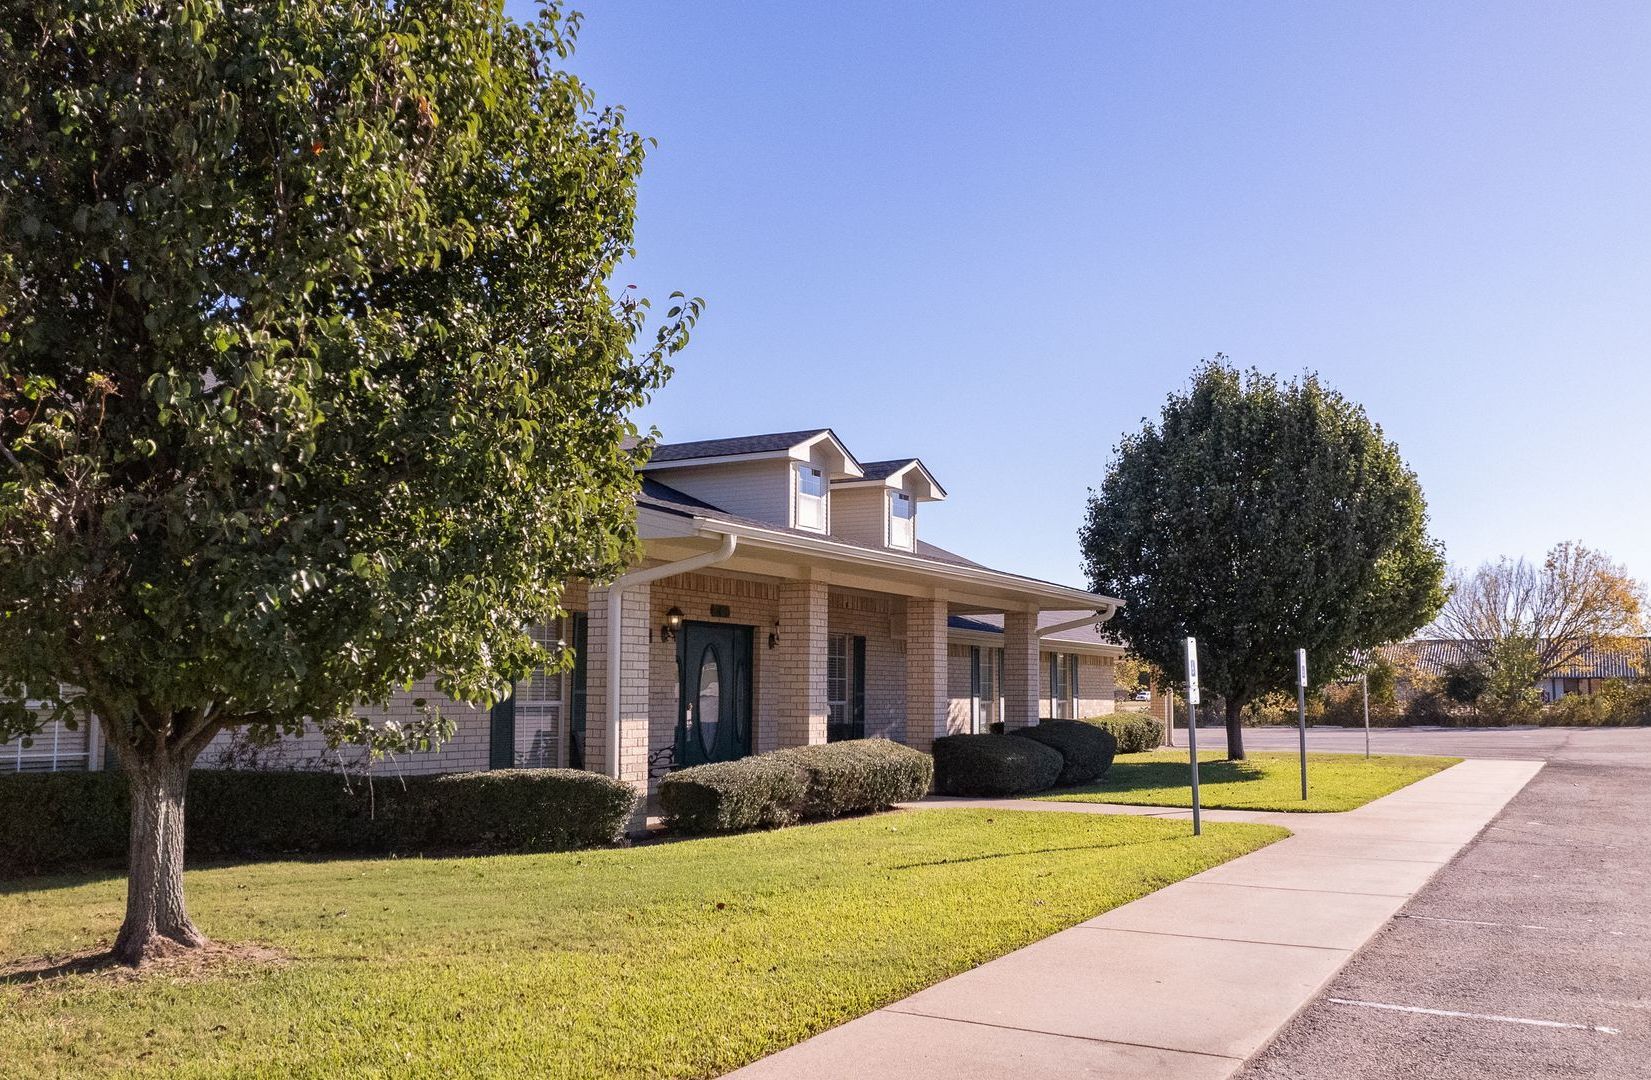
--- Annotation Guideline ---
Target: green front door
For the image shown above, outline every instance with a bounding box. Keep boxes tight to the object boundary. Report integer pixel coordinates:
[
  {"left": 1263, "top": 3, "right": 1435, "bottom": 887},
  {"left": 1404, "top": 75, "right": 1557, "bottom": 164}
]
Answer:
[{"left": 677, "top": 622, "right": 753, "bottom": 767}]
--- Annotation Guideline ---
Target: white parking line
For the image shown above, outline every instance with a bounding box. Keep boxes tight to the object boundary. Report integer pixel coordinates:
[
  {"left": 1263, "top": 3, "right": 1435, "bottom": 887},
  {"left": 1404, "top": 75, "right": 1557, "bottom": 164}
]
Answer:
[
  {"left": 1327, "top": 998, "right": 1620, "bottom": 1035},
  {"left": 1395, "top": 912, "right": 1627, "bottom": 936}
]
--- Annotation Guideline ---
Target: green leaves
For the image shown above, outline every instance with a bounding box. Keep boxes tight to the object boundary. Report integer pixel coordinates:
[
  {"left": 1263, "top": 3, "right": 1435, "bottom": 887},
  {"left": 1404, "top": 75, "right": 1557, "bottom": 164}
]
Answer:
[
  {"left": 0, "top": 0, "right": 698, "bottom": 759},
  {"left": 1080, "top": 359, "right": 1445, "bottom": 714}
]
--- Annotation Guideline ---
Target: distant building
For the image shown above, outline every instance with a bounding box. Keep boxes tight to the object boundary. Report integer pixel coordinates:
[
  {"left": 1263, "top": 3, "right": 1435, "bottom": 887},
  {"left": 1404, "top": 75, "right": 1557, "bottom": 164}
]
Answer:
[{"left": 1374, "top": 639, "right": 1650, "bottom": 702}]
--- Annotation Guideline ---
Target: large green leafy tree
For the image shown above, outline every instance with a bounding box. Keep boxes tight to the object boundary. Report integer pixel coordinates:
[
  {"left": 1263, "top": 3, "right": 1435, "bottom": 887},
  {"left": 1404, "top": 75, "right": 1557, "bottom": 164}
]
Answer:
[
  {"left": 1080, "top": 360, "right": 1445, "bottom": 759},
  {"left": 0, "top": 0, "right": 698, "bottom": 965}
]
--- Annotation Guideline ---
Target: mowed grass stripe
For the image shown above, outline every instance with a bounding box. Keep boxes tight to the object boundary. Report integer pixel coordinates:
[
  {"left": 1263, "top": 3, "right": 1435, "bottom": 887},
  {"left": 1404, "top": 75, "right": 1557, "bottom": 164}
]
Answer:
[{"left": 0, "top": 808, "right": 1285, "bottom": 1079}]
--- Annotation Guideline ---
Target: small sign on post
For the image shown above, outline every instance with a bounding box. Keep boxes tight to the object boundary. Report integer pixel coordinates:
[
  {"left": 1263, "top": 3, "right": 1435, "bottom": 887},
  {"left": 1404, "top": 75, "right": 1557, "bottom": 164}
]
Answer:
[
  {"left": 1295, "top": 648, "right": 1309, "bottom": 801},
  {"left": 1185, "top": 636, "right": 1202, "bottom": 836}
]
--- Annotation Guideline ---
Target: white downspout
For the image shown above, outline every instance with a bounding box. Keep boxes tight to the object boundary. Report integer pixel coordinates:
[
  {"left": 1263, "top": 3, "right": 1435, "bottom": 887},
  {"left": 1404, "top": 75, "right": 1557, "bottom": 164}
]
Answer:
[
  {"left": 1037, "top": 603, "right": 1118, "bottom": 640},
  {"left": 603, "top": 531, "right": 739, "bottom": 777}
]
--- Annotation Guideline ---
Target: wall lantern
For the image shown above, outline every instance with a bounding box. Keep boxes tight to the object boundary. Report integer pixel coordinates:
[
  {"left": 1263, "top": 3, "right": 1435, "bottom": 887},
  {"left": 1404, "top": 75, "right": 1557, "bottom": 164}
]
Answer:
[
  {"left": 661, "top": 607, "right": 684, "bottom": 642},
  {"left": 768, "top": 620, "right": 781, "bottom": 650}
]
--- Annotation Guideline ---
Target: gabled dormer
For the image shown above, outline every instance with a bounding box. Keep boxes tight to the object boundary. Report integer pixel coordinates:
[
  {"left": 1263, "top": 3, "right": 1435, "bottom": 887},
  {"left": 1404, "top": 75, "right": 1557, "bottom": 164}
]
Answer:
[
  {"left": 830, "top": 459, "right": 946, "bottom": 552},
  {"left": 640, "top": 429, "right": 862, "bottom": 533}
]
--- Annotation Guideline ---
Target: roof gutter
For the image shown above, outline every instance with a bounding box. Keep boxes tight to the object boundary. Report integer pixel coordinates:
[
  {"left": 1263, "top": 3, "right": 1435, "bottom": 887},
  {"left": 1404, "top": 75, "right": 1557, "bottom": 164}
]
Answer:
[
  {"left": 1038, "top": 606, "right": 1119, "bottom": 640},
  {"left": 604, "top": 531, "right": 739, "bottom": 778},
  {"left": 694, "top": 518, "right": 1122, "bottom": 611}
]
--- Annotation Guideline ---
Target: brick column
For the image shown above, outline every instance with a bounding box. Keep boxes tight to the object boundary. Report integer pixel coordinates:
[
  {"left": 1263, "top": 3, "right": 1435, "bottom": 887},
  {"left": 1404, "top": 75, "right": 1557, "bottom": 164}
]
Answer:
[
  {"left": 1002, "top": 609, "right": 1041, "bottom": 730},
  {"left": 584, "top": 583, "right": 651, "bottom": 830},
  {"left": 904, "top": 596, "right": 949, "bottom": 752},
  {"left": 774, "top": 580, "right": 829, "bottom": 749}
]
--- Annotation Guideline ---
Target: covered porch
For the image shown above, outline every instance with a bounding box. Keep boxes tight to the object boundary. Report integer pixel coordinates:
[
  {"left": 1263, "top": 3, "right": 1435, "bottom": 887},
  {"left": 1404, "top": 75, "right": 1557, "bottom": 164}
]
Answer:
[{"left": 577, "top": 520, "right": 1121, "bottom": 808}]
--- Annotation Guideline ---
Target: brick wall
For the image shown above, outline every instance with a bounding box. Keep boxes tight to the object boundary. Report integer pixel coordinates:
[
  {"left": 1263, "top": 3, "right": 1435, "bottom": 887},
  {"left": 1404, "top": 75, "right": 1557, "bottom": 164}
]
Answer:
[
  {"left": 903, "top": 597, "right": 948, "bottom": 751},
  {"left": 828, "top": 591, "right": 906, "bottom": 741},
  {"left": 1001, "top": 611, "right": 1041, "bottom": 729},
  {"left": 199, "top": 675, "right": 494, "bottom": 775},
  {"left": 1076, "top": 653, "right": 1117, "bottom": 718},
  {"left": 774, "top": 580, "right": 830, "bottom": 748},
  {"left": 585, "top": 583, "right": 651, "bottom": 801}
]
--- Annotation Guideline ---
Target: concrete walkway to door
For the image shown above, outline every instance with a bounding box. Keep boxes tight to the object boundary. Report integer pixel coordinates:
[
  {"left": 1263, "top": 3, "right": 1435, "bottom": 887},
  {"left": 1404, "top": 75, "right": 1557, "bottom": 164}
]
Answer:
[{"left": 724, "top": 757, "right": 1543, "bottom": 1080}]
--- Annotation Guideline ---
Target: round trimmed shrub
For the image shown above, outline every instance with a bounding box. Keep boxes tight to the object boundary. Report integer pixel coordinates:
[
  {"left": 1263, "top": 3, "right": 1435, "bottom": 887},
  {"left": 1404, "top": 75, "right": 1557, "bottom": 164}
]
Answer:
[
  {"left": 931, "top": 733, "right": 1062, "bottom": 796},
  {"left": 1012, "top": 720, "right": 1117, "bottom": 785},
  {"left": 658, "top": 757, "right": 808, "bottom": 835},
  {"left": 1086, "top": 715, "right": 1163, "bottom": 754},
  {"left": 774, "top": 738, "right": 933, "bottom": 818}
]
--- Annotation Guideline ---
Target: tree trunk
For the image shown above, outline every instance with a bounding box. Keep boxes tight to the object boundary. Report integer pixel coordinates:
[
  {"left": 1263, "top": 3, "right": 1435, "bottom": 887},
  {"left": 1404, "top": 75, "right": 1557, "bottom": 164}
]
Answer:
[
  {"left": 1225, "top": 698, "right": 1246, "bottom": 761},
  {"left": 110, "top": 752, "right": 208, "bottom": 966}
]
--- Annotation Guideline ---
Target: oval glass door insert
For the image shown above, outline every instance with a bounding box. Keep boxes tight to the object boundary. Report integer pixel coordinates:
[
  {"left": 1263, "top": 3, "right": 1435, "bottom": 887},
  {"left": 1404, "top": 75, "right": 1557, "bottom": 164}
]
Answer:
[{"left": 696, "top": 647, "right": 721, "bottom": 754}]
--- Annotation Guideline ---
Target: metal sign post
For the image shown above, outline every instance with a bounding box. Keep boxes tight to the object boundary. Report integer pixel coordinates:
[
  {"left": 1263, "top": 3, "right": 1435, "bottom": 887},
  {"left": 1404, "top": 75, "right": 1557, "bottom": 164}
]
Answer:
[
  {"left": 1362, "top": 672, "right": 1371, "bottom": 759},
  {"left": 1296, "top": 648, "right": 1309, "bottom": 801},
  {"left": 1185, "top": 636, "right": 1202, "bottom": 836}
]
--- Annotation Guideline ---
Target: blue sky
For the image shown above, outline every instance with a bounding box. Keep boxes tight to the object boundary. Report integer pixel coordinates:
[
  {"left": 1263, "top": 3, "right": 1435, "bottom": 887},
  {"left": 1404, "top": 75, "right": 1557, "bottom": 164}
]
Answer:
[{"left": 525, "top": 1, "right": 1651, "bottom": 588}]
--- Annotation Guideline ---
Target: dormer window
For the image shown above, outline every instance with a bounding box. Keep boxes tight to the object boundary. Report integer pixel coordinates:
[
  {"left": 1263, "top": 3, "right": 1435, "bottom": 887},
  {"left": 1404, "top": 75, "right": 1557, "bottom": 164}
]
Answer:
[
  {"left": 888, "top": 490, "right": 915, "bottom": 550},
  {"left": 795, "top": 464, "right": 828, "bottom": 532}
]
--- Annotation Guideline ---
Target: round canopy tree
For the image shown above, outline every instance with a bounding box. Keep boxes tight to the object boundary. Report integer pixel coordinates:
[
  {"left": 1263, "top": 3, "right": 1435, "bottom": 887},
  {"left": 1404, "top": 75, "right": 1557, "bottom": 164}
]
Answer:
[
  {"left": 1080, "top": 359, "right": 1445, "bottom": 759},
  {"left": 0, "top": 0, "right": 698, "bottom": 965}
]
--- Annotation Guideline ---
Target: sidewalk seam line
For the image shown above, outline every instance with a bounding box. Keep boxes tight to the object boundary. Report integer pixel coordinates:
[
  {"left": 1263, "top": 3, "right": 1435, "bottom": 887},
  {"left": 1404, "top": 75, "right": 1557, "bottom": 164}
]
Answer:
[
  {"left": 1189, "top": 879, "right": 1416, "bottom": 899},
  {"left": 1071, "top": 924, "right": 1356, "bottom": 953},
  {"left": 879, "top": 1007, "right": 1248, "bottom": 1062}
]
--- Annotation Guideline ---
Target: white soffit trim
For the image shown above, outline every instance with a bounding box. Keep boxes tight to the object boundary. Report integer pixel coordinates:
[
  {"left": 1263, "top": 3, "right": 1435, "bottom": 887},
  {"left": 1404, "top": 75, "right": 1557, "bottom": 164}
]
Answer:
[{"left": 695, "top": 518, "right": 1123, "bottom": 611}]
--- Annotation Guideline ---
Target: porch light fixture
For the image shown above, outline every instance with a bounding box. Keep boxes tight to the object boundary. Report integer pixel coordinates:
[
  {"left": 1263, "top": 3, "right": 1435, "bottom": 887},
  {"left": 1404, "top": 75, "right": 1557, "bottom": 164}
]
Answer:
[
  {"left": 768, "top": 620, "right": 781, "bottom": 650},
  {"left": 661, "top": 607, "right": 684, "bottom": 642}
]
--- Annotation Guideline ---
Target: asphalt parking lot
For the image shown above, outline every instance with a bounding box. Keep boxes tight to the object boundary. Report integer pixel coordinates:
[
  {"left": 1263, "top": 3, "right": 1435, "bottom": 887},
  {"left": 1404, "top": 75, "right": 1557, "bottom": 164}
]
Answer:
[{"left": 1208, "top": 726, "right": 1651, "bottom": 1079}]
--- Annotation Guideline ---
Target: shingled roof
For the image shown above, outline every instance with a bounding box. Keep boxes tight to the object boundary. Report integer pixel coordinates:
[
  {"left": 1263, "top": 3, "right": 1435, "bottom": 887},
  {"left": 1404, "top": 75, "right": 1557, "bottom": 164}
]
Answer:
[
  {"left": 856, "top": 459, "right": 916, "bottom": 482},
  {"left": 1372, "top": 639, "right": 1651, "bottom": 680},
  {"left": 646, "top": 429, "right": 830, "bottom": 463}
]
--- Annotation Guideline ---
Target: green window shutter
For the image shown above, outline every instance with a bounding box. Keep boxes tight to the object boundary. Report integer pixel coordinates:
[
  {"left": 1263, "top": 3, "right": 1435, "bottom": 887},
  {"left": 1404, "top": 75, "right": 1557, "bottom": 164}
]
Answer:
[
  {"left": 1048, "top": 653, "right": 1058, "bottom": 718},
  {"left": 489, "top": 690, "right": 516, "bottom": 770},
  {"left": 568, "top": 612, "right": 589, "bottom": 770},
  {"left": 851, "top": 635, "right": 867, "bottom": 738}
]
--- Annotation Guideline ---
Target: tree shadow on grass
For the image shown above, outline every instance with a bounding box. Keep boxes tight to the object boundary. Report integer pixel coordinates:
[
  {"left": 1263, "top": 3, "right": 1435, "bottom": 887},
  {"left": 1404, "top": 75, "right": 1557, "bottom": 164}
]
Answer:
[
  {"left": 1065, "top": 758, "right": 1269, "bottom": 797},
  {"left": 890, "top": 833, "right": 1191, "bottom": 870}
]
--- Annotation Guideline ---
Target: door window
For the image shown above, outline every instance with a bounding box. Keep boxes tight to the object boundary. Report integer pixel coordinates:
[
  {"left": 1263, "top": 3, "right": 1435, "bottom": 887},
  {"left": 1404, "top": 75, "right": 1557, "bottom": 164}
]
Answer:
[{"left": 695, "top": 646, "right": 722, "bottom": 754}]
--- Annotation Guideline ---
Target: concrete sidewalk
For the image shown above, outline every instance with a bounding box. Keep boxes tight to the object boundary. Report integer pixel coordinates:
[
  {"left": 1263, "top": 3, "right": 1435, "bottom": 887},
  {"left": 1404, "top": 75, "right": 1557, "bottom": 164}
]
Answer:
[{"left": 726, "top": 758, "right": 1543, "bottom": 1080}]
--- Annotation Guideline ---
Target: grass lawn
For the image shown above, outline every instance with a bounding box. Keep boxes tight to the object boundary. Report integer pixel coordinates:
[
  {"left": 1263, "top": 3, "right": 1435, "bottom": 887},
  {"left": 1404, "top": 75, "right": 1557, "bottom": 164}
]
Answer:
[
  {"left": 1, "top": 808, "right": 1284, "bottom": 1079},
  {"left": 1037, "top": 751, "right": 1461, "bottom": 812}
]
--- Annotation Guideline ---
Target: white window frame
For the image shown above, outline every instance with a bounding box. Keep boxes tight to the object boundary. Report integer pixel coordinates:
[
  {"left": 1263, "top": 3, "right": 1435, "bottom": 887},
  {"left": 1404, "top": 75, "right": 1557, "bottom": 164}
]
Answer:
[
  {"left": 794, "top": 463, "right": 828, "bottom": 532},
  {"left": 970, "top": 646, "right": 1003, "bottom": 733},
  {"left": 514, "top": 618, "right": 567, "bottom": 768},
  {"left": 1048, "top": 653, "right": 1079, "bottom": 720},
  {"left": 887, "top": 490, "right": 915, "bottom": 550},
  {"left": 827, "top": 634, "right": 852, "bottom": 730}
]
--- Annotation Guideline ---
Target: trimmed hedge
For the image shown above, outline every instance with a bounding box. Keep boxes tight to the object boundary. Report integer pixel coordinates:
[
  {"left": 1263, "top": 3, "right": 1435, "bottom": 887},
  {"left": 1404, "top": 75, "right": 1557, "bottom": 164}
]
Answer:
[
  {"left": 658, "top": 757, "right": 808, "bottom": 835},
  {"left": 1086, "top": 715, "right": 1164, "bottom": 754},
  {"left": 660, "top": 739, "right": 937, "bottom": 836},
  {"left": 774, "top": 739, "right": 933, "bottom": 819},
  {"left": 424, "top": 769, "right": 640, "bottom": 852},
  {"left": 0, "top": 767, "right": 640, "bottom": 876},
  {"left": 1012, "top": 720, "right": 1117, "bottom": 785},
  {"left": 931, "top": 733, "right": 1062, "bottom": 796}
]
